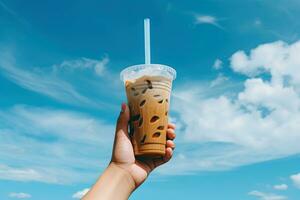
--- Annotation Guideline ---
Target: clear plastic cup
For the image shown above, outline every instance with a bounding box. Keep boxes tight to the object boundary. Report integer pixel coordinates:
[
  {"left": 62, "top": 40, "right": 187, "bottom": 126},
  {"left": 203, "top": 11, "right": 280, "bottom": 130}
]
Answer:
[{"left": 120, "top": 64, "right": 176, "bottom": 157}]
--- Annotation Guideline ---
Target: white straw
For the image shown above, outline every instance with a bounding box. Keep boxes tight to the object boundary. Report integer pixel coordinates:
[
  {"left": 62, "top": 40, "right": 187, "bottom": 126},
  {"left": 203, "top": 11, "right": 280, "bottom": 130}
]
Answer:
[{"left": 144, "top": 18, "right": 151, "bottom": 64}]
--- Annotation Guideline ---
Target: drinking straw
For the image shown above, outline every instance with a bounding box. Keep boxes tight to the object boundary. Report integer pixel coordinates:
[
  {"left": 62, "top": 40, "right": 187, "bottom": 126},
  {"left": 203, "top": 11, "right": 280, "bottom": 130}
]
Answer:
[{"left": 144, "top": 18, "right": 151, "bottom": 64}]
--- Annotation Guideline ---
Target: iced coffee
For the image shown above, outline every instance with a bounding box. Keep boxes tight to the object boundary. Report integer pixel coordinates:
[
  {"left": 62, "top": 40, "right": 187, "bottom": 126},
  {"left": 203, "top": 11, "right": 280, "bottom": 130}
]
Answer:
[{"left": 121, "top": 64, "right": 176, "bottom": 157}]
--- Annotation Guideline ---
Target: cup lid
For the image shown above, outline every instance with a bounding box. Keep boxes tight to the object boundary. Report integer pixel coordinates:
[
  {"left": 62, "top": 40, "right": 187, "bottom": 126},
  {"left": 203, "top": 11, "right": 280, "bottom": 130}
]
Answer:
[{"left": 120, "top": 64, "right": 176, "bottom": 82}]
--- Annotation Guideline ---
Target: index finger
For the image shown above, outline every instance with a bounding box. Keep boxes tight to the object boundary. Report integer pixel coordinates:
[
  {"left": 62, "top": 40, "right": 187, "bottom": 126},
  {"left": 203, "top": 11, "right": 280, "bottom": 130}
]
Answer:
[{"left": 168, "top": 123, "right": 176, "bottom": 130}]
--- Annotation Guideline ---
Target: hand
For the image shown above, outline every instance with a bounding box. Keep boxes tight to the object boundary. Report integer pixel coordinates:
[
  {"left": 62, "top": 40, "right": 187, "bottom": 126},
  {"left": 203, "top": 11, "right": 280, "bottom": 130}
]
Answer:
[{"left": 111, "top": 103, "right": 176, "bottom": 188}]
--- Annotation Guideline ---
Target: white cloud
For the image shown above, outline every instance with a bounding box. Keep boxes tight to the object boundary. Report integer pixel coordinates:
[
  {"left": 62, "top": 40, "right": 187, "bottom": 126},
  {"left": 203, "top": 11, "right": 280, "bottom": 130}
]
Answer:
[
  {"left": 210, "top": 73, "right": 229, "bottom": 87},
  {"left": 255, "top": 19, "right": 262, "bottom": 26},
  {"left": 95, "top": 57, "right": 109, "bottom": 76},
  {"left": 0, "top": 53, "right": 93, "bottom": 107},
  {"left": 273, "top": 184, "right": 288, "bottom": 190},
  {"left": 0, "top": 105, "right": 112, "bottom": 144},
  {"left": 290, "top": 173, "right": 300, "bottom": 189},
  {"left": 0, "top": 164, "right": 45, "bottom": 183},
  {"left": 9, "top": 192, "right": 31, "bottom": 199},
  {"left": 196, "top": 15, "right": 216, "bottom": 24},
  {"left": 195, "top": 15, "right": 223, "bottom": 29},
  {"left": 248, "top": 190, "right": 287, "bottom": 200},
  {"left": 0, "top": 49, "right": 118, "bottom": 109},
  {"left": 72, "top": 188, "right": 90, "bottom": 199},
  {"left": 53, "top": 56, "right": 109, "bottom": 77},
  {"left": 239, "top": 78, "right": 300, "bottom": 111},
  {"left": 213, "top": 58, "right": 223, "bottom": 70},
  {"left": 230, "top": 40, "right": 300, "bottom": 85},
  {"left": 158, "top": 40, "right": 300, "bottom": 175},
  {"left": 0, "top": 105, "right": 114, "bottom": 184}
]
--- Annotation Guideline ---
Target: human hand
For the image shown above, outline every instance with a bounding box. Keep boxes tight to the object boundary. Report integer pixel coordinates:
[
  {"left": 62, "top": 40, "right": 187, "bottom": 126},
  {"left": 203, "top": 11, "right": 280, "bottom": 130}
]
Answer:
[{"left": 111, "top": 103, "right": 176, "bottom": 188}]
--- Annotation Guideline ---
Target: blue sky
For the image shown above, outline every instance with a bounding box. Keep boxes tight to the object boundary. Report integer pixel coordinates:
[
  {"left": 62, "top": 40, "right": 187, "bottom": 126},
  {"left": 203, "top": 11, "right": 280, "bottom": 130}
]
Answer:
[{"left": 1, "top": 0, "right": 300, "bottom": 199}]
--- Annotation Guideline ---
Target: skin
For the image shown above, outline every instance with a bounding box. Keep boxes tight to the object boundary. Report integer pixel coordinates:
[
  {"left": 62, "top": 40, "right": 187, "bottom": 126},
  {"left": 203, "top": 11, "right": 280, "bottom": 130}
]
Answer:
[{"left": 83, "top": 103, "right": 176, "bottom": 200}]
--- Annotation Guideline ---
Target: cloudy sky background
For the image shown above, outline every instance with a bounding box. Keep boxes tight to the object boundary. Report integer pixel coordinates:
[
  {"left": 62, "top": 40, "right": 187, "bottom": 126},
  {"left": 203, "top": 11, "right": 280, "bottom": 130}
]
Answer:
[{"left": 1, "top": 0, "right": 300, "bottom": 199}]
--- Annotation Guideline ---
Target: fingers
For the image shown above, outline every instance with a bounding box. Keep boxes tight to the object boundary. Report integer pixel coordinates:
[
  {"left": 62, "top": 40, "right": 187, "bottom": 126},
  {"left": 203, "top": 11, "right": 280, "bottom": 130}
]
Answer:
[
  {"left": 164, "top": 147, "right": 173, "bottom": 162},
  {"left": 153, "top": 147, "right": 173, "bottom": 168},
  {"left": 167, "top": 128, "right": 176, "bottom": 140},
  {"left": 116, "top": 103, "right": 130, "bottom": 136},
  {"left": 112, "top": 103, "right": 133, "bottom": 163},
  {"left": 153, "top": 140, "right": 175, "bottom": 168},
  {"left": 166, "top": 140, "right": 175, "bottom": 149},
  {"left": 168, "top": 123, "right": 176, "bottom": 130}
]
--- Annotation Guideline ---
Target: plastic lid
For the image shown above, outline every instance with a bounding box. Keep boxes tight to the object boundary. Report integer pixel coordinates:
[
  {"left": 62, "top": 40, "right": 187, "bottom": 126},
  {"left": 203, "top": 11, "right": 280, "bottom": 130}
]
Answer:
[{"left": 120, "top": 64, "right": 176, "bottom": 82}]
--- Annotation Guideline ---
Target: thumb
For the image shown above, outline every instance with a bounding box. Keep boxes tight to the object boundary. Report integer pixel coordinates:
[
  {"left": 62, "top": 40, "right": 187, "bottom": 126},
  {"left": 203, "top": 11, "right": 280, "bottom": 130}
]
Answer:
[{"left": 116, "top": 103, "right": 130, "bottom": 136}]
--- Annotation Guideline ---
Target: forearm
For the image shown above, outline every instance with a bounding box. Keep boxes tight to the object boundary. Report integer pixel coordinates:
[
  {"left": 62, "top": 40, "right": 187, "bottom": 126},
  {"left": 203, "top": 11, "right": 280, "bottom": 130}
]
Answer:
[{"left": 83, "top": 163, "right": 136, "bottom": 200}]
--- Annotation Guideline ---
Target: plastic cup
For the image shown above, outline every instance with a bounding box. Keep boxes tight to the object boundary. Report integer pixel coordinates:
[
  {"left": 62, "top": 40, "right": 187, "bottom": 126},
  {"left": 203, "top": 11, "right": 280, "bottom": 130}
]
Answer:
[{"left": 120, "top": 64, "right": 176, "bottom": 157}]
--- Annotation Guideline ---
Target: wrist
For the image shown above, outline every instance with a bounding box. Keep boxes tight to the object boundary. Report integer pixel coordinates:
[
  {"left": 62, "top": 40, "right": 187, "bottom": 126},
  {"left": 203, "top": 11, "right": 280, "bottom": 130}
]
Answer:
[
  {"left": 83, "top": 162, "right": 136, "bottom": 200},
  {"left": 108, "top": 162, "right": 137, "bottom": 191}
]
